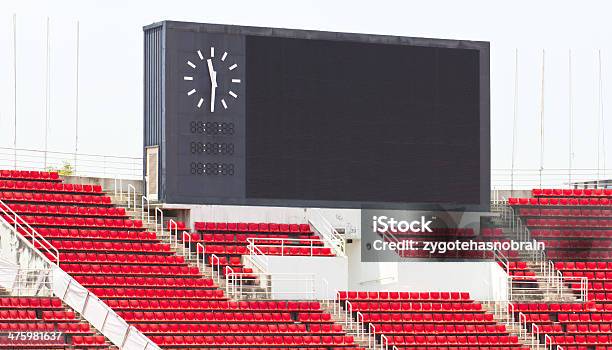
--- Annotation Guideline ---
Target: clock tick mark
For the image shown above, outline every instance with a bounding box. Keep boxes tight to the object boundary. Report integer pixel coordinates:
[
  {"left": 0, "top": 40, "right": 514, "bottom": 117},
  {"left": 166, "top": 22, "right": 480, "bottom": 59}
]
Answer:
[
  {"left": 229, "top": 64, "right": 237, "bottom": 71},
  {"left": 232, "top": 79, "right": 241, "bottom": 83},
  {"left": 221, "top": 52, "right": 228, "bottom": 61},
  {"left": 210, "top": 47, "right": 215, "bottom": 58},
  {"left": 221, "top": 99, "right": 228, "bottom": 109},
  {"left": 187, "top": 89, "right": 196, "bottom": 96},
  {"left": 229, "top": 91, "right": 238, "bottom": 98},
  {"left": 183, "top": 76, "right": 193, "bottom": 81},
  {"left": 197, "top": 98, "right": 204, "bottom": 108},
  {"left": 187, "top": 61, "right": 196, "bottom": 68},
  {"left": 197, "top": 50, "right": 203, "bottom": 60}
]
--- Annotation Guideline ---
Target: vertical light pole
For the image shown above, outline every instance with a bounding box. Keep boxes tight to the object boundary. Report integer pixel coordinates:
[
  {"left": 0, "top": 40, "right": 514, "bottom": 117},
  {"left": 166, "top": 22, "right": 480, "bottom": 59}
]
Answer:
[
  {"left": 13, "top": 14, "right": 17, "bottom": 169},
  {"left": 44, "top": 17, "right": 51, "bottom": 169},
  {"left": 539, "top": 49, "right": 546, "bottom": 189},
  {"left": 568, "top": 49, "right": 573, "bottom": 186},
  {"left": 511, "top": 49, "right": 519, "bottom": 195},
  {"left": 74, "top": 21, "right": 80, "bottom": 173}
]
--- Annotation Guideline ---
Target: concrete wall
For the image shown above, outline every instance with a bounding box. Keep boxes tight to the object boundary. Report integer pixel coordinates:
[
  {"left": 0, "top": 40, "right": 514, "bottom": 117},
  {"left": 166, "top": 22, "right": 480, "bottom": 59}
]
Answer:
[
  {"left": 265, "top": 255, "right": 348, "bottom": 300},
  {"left": 345, "top": 238, "right": 508, "bottom": 301},
  {"left": 61, "top": 175, "right": 143, "bottom": 194}
]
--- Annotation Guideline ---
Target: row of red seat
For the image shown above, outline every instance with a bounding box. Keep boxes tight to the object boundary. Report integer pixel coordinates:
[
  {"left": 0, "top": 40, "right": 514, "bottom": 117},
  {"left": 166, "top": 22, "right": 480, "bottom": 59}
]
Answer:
[
  {"left": 386, "top": 228, "right": 476, "bottom": 237},
  {"left": 0, "top": 310, "right": 36, "bottom": 319},
  {"left": 338, "top": 291, "right": 471, "bottom": 301},
  {"left": 6, "top": 203, "right": 126, "bottom": 217},
  {"left": 512, "top": 303, "right": 590, "bottom": 312},
  {"left": 0, "top": 191, "right": 111, "bottom": 204},
  {"left": 56, "top": 252, "right": 185, "bottom": 264},
  {"left": 556, "top": 261, "right": 612, "bottom": 270},
  {"left": 93, "top": 288, "right": 225, "bottom": 300},
  {"left": 362, "top": 313, "right": 495, "bottom": 323},
  {"left": 510, "top": 197, "right": 612, "bottom": 206},
  {"left": 41, "top": 310, "right": 75, "bottom": 320},
  {"left": 62, "top": 263, "right": 200, "bottom": 276},
  {"left": 548, "top": 251, "right": 612, "bottom": 259},
  {"left": 201, "top": 244, "right": 333, "bottom": 256},
  {"left": 553, "top": 335, "right": 612, "bottom": 345},
  {"left": 37, "top": 228, "right": 156, "bottom": 240},
  {"left": 532, "top": 188, "right": 612, "bottom": 197},
  {"left": 519, "top": 208, "right": 612, "bottom": 217},
  {"left": 388, "top": 335, "right": 519, "bottom": 345},
  {"left": 0, "top": 180, "right": 102, "bottom": 193},
  {"left": 558, "top": 313, "right": 612, "bottom": 322},
  {"left": 0, "top": 297, "right": 62, "bottom": 308},
  {"left": 105, "top": 300, "right": 322, "bottom": 312},
  {"left": 51, "top": 240, "right": 170, "bottom": 253},
  {"left": 562, "top": 271, "right": 612, "bottom": 279},
  {"left": 193, "top": 233, "right": 321, "bottom": 243},
  {"left": 195, "top": 222, "right": 313, "bottom": 233},
  {"left": 566, "top": 323, "right": 612, "bottom": 333},
  {"left": 149, "top": 335, "right": 356, "bottom": 346},
  {"left": 532, "top": 229, "right": 612, "bottom": 238},
  {"left": 374, "top": 323, "right": 506, "bottom": 334},
  {"left": 71, "top": 336, "right": 106, "bottom": 346},
  {"left": 543, "top": 240, "right": 611, "bottom": 249},
  {"left": 119, "top": 311, "right": 293, "bottom": 322},
  {"left": 73, "top": 275, "right": 215, "bottom": 288},
  {"left": 348, "top": 302, "right": 483, "bottom": 312},
  {"left": 136, "top": 322, "right": 339, "bottom": 334},
  {"left": 525, "top": 218, "right": 612, "bottom": 227},
  {"left": 0, "top": 170, "right": 60, "bottom": 181},
  {"left": 5, "top": 215, "right": 143, "bottom": 228}
]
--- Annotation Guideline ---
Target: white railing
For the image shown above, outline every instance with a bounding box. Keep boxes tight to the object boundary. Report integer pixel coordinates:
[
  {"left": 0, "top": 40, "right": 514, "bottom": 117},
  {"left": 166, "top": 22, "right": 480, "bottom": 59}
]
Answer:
[
  {"left": 225, "top": 271, "right": 316, "bottom": 300},
  {"left": 492, "top": 168, "right": 612, "bottom": 190},
  {"left": 0, "top": 147, "right": 142, "bottom": 180},
  {"left": 306, "top": 208, "right": 346, "bottom": 257},
  {"left": 126, "top": 184, "right": 137, "bottom": 210},
  {"left": 246, "top": 237, "right": 329, "bottom": 256},
  {"left": 141, "top": 195, "right": 151, "bottom": 224},
  {"left": 154, "top": 208, "right": 164, "bottom": 239},
  {"left": 0, "top": 199, "right": 59, "bottom": 265},
  {"left": 0, "top": 268, "right": 52, "bottom": 297},
  {"left": 244, "top": 241, "right": 269, "bottom": 272},
  {"left": 333, "top": 293, "right": 398, "bottom": 350}
]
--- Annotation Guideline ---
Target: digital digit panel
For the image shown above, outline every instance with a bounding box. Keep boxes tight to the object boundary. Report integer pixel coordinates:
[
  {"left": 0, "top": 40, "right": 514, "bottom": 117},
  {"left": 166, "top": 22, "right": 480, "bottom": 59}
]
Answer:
[{"left": 144, "top": 21, "right": 490, "bottom": 210}]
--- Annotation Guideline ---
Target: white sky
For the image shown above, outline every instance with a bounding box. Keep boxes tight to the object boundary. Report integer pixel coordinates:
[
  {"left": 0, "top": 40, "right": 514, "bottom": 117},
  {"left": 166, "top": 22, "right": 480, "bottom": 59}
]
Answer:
[{"left": 0, "top": 0, "right": 610, "bottom": 176}]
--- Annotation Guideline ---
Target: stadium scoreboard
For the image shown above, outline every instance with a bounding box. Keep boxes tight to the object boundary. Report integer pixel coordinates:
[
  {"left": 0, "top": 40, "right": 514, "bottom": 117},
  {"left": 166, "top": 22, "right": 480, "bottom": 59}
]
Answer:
[{"left": 143, "top": 21, "right": 490, "bottom": 210}]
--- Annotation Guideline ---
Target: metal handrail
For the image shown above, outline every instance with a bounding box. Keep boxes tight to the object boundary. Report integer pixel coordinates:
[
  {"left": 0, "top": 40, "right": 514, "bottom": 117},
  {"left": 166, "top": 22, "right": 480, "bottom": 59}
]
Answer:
[
  {"left": 0, "top": 199, "right": 59, "bottom": 265},
  {"left": 336, "top": 292, "right": 399, "bottom": 350},
  {"left": 495, "top": 200, "right": 586, "bottom": 301},
  {"left": 126, "top": 184, "right": 137, "bottom": 210},
  {"left": 141, "top": 195, "right": 151, "bottom": 224},
  {"left": 246, "top": 237, "right": 328, "bottom": 257},
  {"left": 306, "top": 208, "right": 346, "bottom": 257}
]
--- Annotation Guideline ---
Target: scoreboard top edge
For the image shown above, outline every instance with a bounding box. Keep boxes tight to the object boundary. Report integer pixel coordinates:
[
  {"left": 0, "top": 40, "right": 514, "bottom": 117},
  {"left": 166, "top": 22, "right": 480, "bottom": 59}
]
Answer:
[{"left": 143, "top": 20, "right": 490, "bottom": 51}]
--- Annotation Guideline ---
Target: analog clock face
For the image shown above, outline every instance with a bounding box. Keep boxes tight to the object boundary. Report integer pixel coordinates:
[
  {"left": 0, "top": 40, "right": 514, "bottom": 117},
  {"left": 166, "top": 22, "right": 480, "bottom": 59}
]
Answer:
[{"left": 183, "top": 46, "right": 241, "bottom": 112}]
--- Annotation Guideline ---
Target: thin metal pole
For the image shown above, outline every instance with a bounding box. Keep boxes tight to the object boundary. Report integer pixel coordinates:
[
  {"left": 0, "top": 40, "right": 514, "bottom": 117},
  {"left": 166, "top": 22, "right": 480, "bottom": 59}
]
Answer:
[
  {"left": 13, "top": 14, "right": 17, "bottom": 170},
  {"left": 598, "top": 49, "right": 606, "bottom": 185},
  {"left": 511, "top": 49, "right": 519, "bottom": 195},
  {"left": 74, "top": 21, "right": 80, "bottom": 173},
  {"left": 568, "top": 49, "right": 573, "bottom": 186},
  {"left": 539, "top": 49, "right": 546, "bottom": 189},
  {"left": 44, "top": 17, "right": 50, "bottom": 168}
]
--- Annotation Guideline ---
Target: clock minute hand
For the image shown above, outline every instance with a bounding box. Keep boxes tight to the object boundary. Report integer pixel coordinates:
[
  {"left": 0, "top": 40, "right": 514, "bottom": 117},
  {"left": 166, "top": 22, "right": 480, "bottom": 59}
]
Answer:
[
  {"left": 207, "top": 59, "right": 217, "bottom": 112},
  {"left": 206, "top": 59, "right": 218, "bottom": 88}
]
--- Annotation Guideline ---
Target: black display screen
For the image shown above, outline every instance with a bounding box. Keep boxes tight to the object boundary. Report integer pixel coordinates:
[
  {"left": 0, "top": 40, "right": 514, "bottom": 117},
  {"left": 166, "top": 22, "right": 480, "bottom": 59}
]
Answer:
[{"left": 245, "top": 36, "right": 481, "bottom": 204}]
